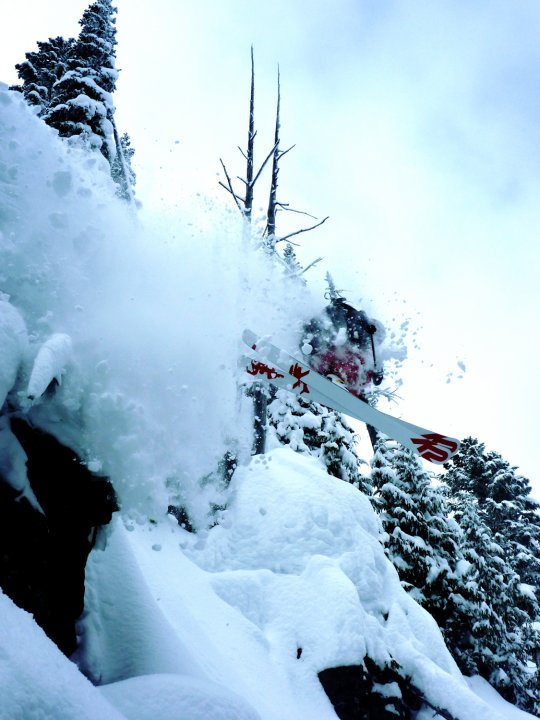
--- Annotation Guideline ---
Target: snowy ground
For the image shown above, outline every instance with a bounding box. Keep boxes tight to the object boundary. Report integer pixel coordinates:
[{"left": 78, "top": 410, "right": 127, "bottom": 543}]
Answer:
[{"left": 1, "top": 449, "right": 537, "bottom": 720}]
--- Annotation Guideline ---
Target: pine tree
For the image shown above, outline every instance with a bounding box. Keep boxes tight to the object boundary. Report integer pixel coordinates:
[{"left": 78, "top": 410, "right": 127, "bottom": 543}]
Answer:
[
  {"left": 444, "top": 439, "right": 540, "bottom": 618},
  {"left": 45, "top": 0, "right": 118, "bottom": 163},
  {"left": 370, "top": 440, "right": 461, "bottom": 606},
  {"left": 110, "top": 131, "right": 136, "bottom": 201},
  {"left": 221, "top": 50, "right": 325, "bottom": 456},
  {"left": 443, "top": 437, "right": 491, "bottom": 502},
  {"left": 371, "top": 439, "right": 540, "bottom": 712},
  {"left": 282, "top": 242, "right": 304, "bottom": 279},
  {"left": 484, "top": 453, "right": 540, "bottom": 590},
  {"left": 443, "top": 439, "right": 540, "bottom": 714},
  {"left": 12, "top": 37, "right": 74, "bottom": 114},
  {"left": 447, "top": 490, "right": 539, "bottom": 713}
]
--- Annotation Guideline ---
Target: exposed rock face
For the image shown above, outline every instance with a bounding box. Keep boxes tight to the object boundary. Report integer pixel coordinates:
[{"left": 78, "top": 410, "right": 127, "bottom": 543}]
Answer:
[
  {"left": 0, "top": 417, "right": 117, "bottom": 656},
  {"left": 319, "top": 662, "right": 420, "bottom": 720}
]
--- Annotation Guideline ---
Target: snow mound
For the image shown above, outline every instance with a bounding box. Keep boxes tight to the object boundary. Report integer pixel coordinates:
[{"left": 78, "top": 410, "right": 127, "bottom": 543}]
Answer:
[
  {"left": 100, "top": 674, "right": 260, "bottom": 720},
  {"left": 76, "top": 448, "right": 516, "bottom": 720},
  {"left": 0, "top": 591, "right": 123, "bottom": 720}
]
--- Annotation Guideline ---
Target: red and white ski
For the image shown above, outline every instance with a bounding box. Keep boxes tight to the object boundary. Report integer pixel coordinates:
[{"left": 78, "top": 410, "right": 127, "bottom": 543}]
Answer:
[{"left": 241, "top": 329, "right": 460, "bottom": 465}]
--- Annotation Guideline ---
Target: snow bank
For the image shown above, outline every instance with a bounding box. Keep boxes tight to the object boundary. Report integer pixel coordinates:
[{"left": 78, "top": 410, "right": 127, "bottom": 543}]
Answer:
[
  {"left": 100, "top": 674, "right": 260, "bottom": 720},
  {"left": 0, "top": 591, "right": 123, "bottom": 720},
  {"left": 466, "top": 677, "right": 538, "bottom": 720},
  {"left": 76, "top": 448, "right": 523, "bottom": 720}
]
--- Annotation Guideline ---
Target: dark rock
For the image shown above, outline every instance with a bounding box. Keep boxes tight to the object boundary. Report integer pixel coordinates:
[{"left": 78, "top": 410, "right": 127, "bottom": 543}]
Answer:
[
  {"left": 0, "top": 417, "right": 117, "bottom": 656},
  {"left": 318, "top": 660, "right": 416, "bottom": 720}
]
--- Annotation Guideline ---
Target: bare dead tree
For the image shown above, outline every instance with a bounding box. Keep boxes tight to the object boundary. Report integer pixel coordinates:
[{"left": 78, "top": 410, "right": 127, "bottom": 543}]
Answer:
[
  {"left": 264, "top": 67, "right": 328, "bottom": 256},
  {"left": 220, "top": 52, "right": 328, "bottom": 259},
  {"left": 219, "top": 50, "right": 330, "bottom": 456},
  {"left": 265, "top": 66, "right": 281, "bottom": 242},
  {"left": 219, "top": 47, "right": 277, "bottom": 226},
  {"left": 243, "top": 45, "right": 256, "bottom": 221}
]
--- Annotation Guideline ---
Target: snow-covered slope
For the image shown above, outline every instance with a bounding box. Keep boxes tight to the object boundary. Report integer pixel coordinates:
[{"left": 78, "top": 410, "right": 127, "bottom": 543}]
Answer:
[
  {"left": 0, "top": 592, "right": 124, "bottom": 720},
  {"left": 0, "top": 85, "right": 536, "bottom": 719},
  {"left": 2, "top": 449, "right": 536, "bottom": 719}
]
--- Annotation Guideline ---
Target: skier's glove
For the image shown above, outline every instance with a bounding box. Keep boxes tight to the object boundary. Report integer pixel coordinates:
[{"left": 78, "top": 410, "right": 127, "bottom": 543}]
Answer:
[{"left": 373, "top": 370, "right": 384, "bottom": 386}]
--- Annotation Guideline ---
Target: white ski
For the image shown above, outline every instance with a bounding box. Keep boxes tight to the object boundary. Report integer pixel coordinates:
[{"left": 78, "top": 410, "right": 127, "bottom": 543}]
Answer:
[{"left": 241, "top": 329, "right": 460, "bottom": 465}]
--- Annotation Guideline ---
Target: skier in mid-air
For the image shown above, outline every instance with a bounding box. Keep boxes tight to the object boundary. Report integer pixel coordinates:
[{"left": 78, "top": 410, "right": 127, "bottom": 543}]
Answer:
[
  {"left": 243, "top": 309, "right": 461, "bottom": 464},
  {"left": 299, "top": 296, "right": 384, "bottom": 399}
]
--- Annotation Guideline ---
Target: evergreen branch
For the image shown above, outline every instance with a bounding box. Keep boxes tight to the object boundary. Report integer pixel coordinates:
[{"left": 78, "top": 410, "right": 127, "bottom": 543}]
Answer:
[{"left": 324, "top": 272, "right": 346, "bottom": 302}]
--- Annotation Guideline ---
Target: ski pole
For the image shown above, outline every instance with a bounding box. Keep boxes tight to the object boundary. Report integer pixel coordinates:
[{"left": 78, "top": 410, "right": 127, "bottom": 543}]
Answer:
[{"left": 369, "top": 327, "right": 383, "bottom": 386}]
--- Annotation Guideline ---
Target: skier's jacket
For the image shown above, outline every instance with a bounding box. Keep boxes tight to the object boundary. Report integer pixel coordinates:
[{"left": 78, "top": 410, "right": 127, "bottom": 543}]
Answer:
[{"left": 300, "top": 299, "right": 383, "bottom": 398}]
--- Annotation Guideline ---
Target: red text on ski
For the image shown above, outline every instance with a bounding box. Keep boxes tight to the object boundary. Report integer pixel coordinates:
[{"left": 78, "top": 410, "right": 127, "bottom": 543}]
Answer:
[
  {"left": 289, "top": 363, "right": 310, "bottom": 394},
  {"left": 411, "top": 433, "right": 459, "bottom": 463},
  {"left": 246, "top": 359, "right": 285, "bottom": 381}
]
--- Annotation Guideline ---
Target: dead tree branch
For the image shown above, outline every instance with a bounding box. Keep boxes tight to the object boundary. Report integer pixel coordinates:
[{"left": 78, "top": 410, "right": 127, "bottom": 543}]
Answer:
[
  {"left": 219, "top": 159, "right": 244, "bottom": 213},
  {"left": 277, "top": 215, "right": 330, "bottom": 244},
  {"left": 299, "top": 256, "right": 324, "bottom": 275},
  {"left": 251, "top": 140, "right": 279, "bottom": 189},
  {"left": 276, "top": 203, "right": 318, "bottom": 219}
]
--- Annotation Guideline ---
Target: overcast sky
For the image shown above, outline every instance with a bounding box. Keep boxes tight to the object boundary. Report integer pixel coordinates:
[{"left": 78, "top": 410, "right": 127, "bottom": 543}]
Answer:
[{"left": 2, "top": 0, "right": 540, "bottom": 491}]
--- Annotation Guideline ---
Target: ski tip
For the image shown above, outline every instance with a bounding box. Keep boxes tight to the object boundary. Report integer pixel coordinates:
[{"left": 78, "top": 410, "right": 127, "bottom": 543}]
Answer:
[{"left": 409, "top": 433, "right": 461, "bottom": 465}]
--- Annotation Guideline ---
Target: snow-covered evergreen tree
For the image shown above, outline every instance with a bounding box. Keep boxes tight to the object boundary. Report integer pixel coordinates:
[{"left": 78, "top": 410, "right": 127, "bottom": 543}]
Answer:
[
  {"left": 367, "top": 438, "right": 539, "bottom": 709},
  {"left": 45, "top": 0, "right": 118, "bottom": 163},
  {"left": 447, "top": 490, "right": 539, "bottom": 714},
  {"left": 444, "top": 441, "right": 540, "bottom": 623},
  {"left": 12, "top": 37, "right": 74, "bottom": 114},
  {"left": 110, "top": 131, "right": 136, "bottom": 201},
  {"left": 267, "top": 389, "right": 371, "bottom": 493},
  {"left": 370, "top": 439, "right": 463, "bottom": 607},
  {"left": 483, "top": 453, "right": 540, "bottom": 590},
  {"left": 282, "top": 242, "right": 305, "bottom": 280},
  {"left": 12, "top": 3, "right": 136, "bottom": 201}
]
